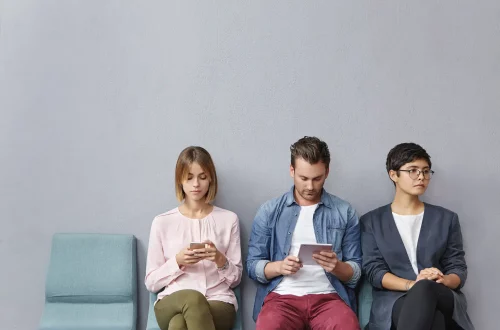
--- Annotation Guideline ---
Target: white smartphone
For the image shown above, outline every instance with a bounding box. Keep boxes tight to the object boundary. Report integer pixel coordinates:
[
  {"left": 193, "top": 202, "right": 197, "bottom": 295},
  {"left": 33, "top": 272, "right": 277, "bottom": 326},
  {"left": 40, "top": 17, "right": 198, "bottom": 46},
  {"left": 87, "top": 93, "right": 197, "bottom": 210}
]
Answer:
[{"left": 297, "top": 243, "right": 333, "bottom": 266}]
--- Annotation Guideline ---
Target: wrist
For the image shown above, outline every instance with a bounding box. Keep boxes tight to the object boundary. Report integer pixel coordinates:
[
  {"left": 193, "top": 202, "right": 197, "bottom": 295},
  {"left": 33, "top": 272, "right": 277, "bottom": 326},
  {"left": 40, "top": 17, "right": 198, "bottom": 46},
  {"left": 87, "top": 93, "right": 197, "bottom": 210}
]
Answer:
[
  {"left": 329, "top": 260, "right": 341, "bottom": 275},
  {"left": 406, "top": 280, "right": 416, "bottom": 291},
  {"left": 215, "top": 252, "right": 227, "bottom": 268},
  {"left": 269, "top": 261, "right": 282, "bottom": 276},
  {"left": 441, "top": 274, "right": 450, "bottom": 287}
]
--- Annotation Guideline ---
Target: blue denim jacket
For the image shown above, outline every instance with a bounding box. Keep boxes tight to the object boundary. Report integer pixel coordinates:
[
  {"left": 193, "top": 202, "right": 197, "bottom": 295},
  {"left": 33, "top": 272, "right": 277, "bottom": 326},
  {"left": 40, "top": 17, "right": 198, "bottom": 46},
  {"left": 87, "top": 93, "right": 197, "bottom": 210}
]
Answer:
[{"left": 246, "top": 187, "right": 362, "bottom": 321}]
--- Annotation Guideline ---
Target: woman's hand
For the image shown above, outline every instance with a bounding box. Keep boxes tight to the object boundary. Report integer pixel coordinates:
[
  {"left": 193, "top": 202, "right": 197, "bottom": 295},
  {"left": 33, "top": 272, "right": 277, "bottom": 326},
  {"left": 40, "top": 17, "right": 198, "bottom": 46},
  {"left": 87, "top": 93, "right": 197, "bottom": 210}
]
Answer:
[
  {"left": 416, "top": 267, "right": 443, "bottom": 282},
  {"left": 192, "top": 240, "right": 227, "bottom": 268},
  {"left": 175, "top": 247, "right": 201, "bottom": 267}
]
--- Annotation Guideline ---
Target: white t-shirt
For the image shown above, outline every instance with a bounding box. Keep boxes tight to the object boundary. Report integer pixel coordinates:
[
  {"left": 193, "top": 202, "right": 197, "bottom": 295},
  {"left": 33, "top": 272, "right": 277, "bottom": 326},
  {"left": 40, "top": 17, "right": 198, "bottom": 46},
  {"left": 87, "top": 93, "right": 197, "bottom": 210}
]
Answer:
[
  {"left": 392, "top": 212, "right": 424, "bottom": 275},
  {"left": 273, "top": 204, "right": 336, "bottom": 296}
]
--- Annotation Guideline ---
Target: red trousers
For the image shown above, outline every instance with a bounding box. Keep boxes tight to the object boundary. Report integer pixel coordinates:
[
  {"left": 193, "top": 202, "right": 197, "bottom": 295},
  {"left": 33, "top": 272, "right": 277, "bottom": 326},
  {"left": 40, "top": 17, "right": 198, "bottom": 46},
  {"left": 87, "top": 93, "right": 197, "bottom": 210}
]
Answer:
[{"left": 256, "top": 292, "right": 360, "bottom": 330}]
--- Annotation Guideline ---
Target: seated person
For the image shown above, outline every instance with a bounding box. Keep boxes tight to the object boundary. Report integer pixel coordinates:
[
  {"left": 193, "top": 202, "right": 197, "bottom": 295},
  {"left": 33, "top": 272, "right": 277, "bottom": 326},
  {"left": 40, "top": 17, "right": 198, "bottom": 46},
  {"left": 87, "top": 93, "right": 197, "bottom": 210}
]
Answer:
[
  {"left": 360, "top": 142, "right": 474, "bottom": 330},
  {"left": 145, "top": 146, "right": 242, "bottom": 330},
  {"left": 247, "top": 137, "right": 362, "bottom": 330}
]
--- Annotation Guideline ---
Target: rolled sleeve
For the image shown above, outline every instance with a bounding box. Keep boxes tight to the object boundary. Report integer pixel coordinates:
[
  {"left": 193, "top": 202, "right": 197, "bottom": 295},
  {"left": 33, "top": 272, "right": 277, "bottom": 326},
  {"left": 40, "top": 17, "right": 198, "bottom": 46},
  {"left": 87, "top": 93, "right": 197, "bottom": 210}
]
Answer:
[
  {"left": 255, "top": 260, "right": 271, "bottom": 284},
  {"left": 341, "top": 207, "right": 363, "bottom": 288},
  {"left": 360, "top": 214, "right": 390, "bottom": 289},
  {"left": 344, "top": 260, "right": 362, "bottom": 287},
  {"left": 440, "top": 213, "right": 468, "bottom": 289},
  {"left": 246, "top": 203, "right": 273, "bottom": 284}
]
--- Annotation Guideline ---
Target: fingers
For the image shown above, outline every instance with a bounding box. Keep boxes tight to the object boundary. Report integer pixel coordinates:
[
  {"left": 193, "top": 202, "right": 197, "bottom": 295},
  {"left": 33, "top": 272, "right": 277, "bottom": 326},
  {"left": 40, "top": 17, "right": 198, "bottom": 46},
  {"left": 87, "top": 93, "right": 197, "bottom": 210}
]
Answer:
[
  {"left": 193, "top": 247, "right": 217, "bottom": 254},
  {"left": 430, "top": 268, "right": 443, "bottom": 276},
  {"left": 312, "top": 252, "right": 337, "bottom": 272},
  {"left": 282, "top": 263, "right": 301, "bottom": 274},
  {"left": 192, "top": 246, "right": 217, "bottom": 259},
  {"left": 314, "top": 259, "right": 335, "bottom": 272},
  {"left": 313, "top": 252, "right": 337, "bottom": 262},
  {"left": 201, "top": 240, "right": 216, "bottom": 249},
  {"left": 284, "top": 259, "right": 302, "bottom": 270},
  {"left": 418, "top": 271, "right": 443, "bottom": 282},
  {"left": 425, "top": 273, "right": 441, "bottom": 281},
  {"left": 185, "top": 258, "right": 200, "bottom": 264},
  {"left": 420, "top": 267, "right": 442, "bottom": 276},
  {"left": 419, "top": 268, "right": 444, "bottom": 281},
  {"left": 285, "top": 256, "right": 300, "bottom": 263},
  {"left": 193, "top": 252, "right": 216, "bottom": 259},
  {"left": 318, "top": 251, "right": 336, "bottom": 258},
  {"left": 281, "top": 257, "right": 302, "bottom": 275}
]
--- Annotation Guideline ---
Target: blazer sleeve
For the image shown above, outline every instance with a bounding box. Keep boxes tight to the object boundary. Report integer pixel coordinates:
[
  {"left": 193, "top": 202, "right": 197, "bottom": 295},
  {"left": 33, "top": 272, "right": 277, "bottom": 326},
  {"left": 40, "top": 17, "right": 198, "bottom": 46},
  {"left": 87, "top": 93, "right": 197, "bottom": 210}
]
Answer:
[
  {"left": 440, "top": 213, "right": 468, "bottom": 289},
  {"left": 360, "top": 213, "right": 390, "bottom": 289}
]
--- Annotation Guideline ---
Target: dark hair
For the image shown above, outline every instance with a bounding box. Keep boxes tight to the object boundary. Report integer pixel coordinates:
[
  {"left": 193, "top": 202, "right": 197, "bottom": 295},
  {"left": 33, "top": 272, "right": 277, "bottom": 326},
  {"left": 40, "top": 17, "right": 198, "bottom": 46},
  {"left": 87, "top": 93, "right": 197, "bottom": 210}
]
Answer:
[
  {"left": 290, "top": 136, "right": 330, "bottom": 168},
  {"left": 386, "top": 142, "right": 432, "bottom": 173}
]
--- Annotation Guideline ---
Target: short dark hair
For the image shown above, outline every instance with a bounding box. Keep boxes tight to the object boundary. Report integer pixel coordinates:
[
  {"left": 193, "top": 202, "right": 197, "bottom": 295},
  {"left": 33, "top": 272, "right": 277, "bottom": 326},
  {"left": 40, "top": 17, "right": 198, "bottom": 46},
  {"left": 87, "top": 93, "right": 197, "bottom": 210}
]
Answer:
[
  {"left": 386, "top": 142, "right": 432, "bottom": 174},
  {"left": 290, "top": 136, "right": 330, "bottom": 168}
]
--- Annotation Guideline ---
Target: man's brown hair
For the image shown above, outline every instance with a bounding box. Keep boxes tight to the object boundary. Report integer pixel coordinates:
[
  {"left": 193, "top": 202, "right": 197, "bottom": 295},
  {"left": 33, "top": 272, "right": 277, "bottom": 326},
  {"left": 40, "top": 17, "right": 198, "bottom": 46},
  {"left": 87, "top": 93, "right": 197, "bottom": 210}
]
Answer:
[{"left": 290, "top": 136, "right": 330, "bottom": 168}]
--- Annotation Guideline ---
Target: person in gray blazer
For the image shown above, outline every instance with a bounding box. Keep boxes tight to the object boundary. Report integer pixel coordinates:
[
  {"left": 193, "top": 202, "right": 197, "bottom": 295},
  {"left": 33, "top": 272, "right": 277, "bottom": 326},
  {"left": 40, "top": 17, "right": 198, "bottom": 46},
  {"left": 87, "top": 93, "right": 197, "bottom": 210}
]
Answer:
[{"left": 360, "top": 143, "right": 474, "bottom": 330}]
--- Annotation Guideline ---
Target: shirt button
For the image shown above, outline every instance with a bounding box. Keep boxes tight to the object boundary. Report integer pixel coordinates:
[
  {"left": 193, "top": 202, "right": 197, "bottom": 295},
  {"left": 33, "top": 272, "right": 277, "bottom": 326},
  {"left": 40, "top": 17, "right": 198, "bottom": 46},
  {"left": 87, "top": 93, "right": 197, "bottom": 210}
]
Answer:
[{"left": 288, "top": 232, "right": 291, "bottom": 235}]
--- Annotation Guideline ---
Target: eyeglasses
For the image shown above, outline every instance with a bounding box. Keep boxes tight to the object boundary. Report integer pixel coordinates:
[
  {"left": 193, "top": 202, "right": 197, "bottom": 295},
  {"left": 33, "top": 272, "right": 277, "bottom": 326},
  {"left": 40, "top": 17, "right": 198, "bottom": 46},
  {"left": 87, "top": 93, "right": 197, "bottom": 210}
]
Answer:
[{"left": 398, "top": 169, "right": 435, "bottom": 180}]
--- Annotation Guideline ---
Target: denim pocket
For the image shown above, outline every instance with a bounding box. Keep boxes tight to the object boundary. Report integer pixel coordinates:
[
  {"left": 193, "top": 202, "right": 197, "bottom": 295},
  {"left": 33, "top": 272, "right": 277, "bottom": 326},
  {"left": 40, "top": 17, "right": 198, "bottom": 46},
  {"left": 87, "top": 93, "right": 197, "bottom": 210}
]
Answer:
[{"left": 327, "top": 226, "right": 345, "bottom": 253}]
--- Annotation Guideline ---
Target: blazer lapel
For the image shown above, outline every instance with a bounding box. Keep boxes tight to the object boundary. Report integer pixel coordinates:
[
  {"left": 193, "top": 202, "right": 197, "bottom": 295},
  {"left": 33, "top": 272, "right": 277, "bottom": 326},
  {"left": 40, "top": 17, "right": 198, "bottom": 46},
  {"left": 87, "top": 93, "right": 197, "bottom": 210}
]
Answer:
[
  {"left": 382, "top": 204, "right": 415, "bottom": 272},
  {"left": 416, "top": 203, "right": 434, "bottom": 272}
]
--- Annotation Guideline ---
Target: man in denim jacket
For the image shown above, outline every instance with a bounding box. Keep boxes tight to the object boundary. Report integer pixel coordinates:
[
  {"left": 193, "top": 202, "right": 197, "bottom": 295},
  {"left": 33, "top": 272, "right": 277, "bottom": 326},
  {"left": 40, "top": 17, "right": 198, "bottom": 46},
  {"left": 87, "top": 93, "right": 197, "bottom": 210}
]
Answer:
[{"left": 247, "top": 136, "right": 362, "bottom": 330}]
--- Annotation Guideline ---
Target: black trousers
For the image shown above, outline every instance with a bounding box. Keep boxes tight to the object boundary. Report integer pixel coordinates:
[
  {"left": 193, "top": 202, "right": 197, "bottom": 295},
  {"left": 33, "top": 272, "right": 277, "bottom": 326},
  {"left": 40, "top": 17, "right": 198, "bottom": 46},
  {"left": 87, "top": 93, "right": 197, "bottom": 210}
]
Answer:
[{"left": 391, "top": 280, "right": 459, "bottom": 330}]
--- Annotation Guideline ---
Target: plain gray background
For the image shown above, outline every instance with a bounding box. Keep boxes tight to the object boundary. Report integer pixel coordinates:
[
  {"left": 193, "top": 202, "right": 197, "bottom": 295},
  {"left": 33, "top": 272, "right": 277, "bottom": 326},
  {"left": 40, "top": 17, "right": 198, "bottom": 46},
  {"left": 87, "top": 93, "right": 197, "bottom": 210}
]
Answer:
[{"left": 1, "top": 1, "right": 499, "bottom": 329}]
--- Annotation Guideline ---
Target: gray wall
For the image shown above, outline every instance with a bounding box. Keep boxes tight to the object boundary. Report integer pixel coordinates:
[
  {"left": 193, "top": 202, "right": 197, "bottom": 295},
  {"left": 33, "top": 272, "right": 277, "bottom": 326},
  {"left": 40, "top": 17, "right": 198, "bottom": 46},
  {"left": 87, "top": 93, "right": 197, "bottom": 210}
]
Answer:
[{"left": 1, "top": 1, "right": 499, "bottom": 329}]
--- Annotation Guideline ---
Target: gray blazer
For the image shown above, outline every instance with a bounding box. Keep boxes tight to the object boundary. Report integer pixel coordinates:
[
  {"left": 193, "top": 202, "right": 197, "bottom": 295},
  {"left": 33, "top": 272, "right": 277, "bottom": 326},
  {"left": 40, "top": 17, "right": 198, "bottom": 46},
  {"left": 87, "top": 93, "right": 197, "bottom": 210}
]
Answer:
[{"left": 360, "top": 203, "right": 474, "bottom": 330}]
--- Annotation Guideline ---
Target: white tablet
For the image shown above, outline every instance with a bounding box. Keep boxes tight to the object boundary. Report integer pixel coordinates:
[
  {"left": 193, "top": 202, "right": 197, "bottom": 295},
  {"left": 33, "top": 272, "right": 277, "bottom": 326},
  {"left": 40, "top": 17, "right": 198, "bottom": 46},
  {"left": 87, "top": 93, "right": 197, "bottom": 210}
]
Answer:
[{"left": 297, "top": 243, "right": 333, "bottom": 266}]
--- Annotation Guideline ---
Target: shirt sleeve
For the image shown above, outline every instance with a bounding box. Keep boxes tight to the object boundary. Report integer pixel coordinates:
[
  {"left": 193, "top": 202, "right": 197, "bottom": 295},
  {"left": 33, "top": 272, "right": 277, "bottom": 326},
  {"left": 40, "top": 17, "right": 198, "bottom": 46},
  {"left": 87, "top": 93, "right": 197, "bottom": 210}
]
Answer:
[
  {"left": 144, "top": 217, "right": 185, "bottom": 293},
  {"left": 217, "top": 217, "right": 243, "bottom": 288},
  {"left": 246, "top": 203, "right": 273, "bottom": 284},
  {"left": 341, "top": 206, "right": 363, "bottom": 288}
]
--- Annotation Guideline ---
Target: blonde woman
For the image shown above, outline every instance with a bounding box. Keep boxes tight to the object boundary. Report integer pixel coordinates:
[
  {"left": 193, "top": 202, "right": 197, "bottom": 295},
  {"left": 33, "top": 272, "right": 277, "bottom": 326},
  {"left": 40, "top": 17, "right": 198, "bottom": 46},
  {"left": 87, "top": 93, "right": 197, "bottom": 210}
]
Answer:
[{"left": 145, "top": 146, "right": 242, "bottom": 330}]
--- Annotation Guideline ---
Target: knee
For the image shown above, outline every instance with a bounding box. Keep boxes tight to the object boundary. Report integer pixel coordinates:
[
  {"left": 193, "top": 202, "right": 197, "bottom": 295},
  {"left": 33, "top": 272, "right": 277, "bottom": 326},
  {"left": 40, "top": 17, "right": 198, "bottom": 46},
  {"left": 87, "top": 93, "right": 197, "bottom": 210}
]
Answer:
[
  {"left": 255, "top": 308, "right": 276, "bottom": 326},
  {"left": 168, "top": 314, "right": 187, "bottom": 330},
  {"left": 256, "top": 308, "right": 286, "bottom": 330},
  {"left": 409, "top": 279, "right": 437, "bottom": 297},
  {"left": 181, "top": 289, "right": 209, "bottom": 308},
  {"left": 323, "top": 308, "right": 360, "bottom": 330},
  {"left": 411, "top": 279, "right": 436, "bottom": 292}
]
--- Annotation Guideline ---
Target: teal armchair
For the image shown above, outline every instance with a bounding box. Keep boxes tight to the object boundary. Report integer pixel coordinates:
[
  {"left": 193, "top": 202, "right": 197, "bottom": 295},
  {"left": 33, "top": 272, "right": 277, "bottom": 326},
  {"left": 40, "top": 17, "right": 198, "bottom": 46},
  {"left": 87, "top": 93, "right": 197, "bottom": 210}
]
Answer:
[
  {"left": 357, "top": 276, "right": 374, "bottom": 330},
  {"left": 39, "top": 233, "right": 137, "bottom": 330}
]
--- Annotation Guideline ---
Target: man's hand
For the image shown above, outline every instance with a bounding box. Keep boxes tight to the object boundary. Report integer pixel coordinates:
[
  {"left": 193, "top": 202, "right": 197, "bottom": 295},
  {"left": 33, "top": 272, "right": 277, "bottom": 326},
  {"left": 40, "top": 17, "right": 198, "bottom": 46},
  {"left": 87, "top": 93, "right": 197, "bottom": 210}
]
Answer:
[
  {"left": 263, "top": 256, "right": 302, "bottom": 280},
  {"left": 312, "top": 250, "right": 338, "bottom": 273},
  {"left": 278, "top": 255, "right": 303, "bottom": 275}
]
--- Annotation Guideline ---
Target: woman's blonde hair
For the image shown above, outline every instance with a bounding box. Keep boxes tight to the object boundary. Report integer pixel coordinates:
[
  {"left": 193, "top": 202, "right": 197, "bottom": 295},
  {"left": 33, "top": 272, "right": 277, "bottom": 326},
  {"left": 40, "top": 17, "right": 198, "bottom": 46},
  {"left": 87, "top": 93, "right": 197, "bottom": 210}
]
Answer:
[{"left": 175, "top": 146, "right": 218, "bottom": 202}]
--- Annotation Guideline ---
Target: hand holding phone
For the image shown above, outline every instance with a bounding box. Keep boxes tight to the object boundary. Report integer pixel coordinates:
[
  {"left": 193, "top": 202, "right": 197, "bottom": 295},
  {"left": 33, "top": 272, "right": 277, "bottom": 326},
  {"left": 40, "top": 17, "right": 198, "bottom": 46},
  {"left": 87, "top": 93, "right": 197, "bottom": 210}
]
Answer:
[
  {"left": 176, "top": 246, "right": 202, "bottom": 267},
  {"left": 190, "top": 240, "right": 226, "bottom": 267}
]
